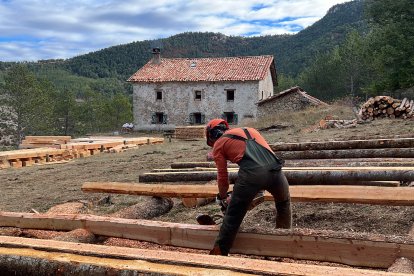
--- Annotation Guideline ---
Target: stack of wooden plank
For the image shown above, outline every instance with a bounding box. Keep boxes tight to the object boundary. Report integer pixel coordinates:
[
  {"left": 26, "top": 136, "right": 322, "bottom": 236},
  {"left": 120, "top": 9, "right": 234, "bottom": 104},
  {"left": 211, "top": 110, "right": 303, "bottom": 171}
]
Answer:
[
  {"left": 0, "top": 235, "right": 397, "bottom": 275},
  {"left": 19, "top": 136, "right": 71, "bottom": 149},
  {"left": 1, "top": 136, "right": 164, "bottom": 169},
  {"left": 174, "top": 126, "right": 206, "bottom": 139},
  {"left": 1, "top": 212, "right": 413, "bottom": 273},
  {"left": 360, "top": 96, "right": 413, "bottom": 120},
  {"left": 0, "top": 148, "right": 71, "bottom": 169}
]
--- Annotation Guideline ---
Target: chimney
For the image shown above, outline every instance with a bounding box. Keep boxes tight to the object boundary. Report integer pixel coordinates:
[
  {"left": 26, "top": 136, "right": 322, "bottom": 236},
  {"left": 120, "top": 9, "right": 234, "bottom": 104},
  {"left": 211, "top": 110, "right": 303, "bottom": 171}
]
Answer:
[{"left": 152, "top": 48, "right": 161, "bottom": 65}]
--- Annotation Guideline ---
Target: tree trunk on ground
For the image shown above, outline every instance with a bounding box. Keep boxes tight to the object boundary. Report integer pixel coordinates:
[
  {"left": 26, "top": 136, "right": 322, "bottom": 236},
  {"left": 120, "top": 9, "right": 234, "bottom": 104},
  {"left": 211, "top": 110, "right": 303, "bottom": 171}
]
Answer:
[
  {"left": 110, "top": 197, "right": 173, "bottom": 219},
  {"left": 270, "top": 138, "right": 414, "bottom": 151},
  {"left": 139, "top": 169, "right": 414, "bottom": 184},
  {"left": 276, "top": 148, "right": 414, "bottom": 159}
]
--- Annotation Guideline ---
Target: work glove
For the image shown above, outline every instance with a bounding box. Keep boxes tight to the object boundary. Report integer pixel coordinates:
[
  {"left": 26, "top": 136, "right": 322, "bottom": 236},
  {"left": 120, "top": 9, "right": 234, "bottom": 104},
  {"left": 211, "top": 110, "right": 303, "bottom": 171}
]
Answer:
[{"left": 216, "top": 192, "right": 231, "bottom": 213}]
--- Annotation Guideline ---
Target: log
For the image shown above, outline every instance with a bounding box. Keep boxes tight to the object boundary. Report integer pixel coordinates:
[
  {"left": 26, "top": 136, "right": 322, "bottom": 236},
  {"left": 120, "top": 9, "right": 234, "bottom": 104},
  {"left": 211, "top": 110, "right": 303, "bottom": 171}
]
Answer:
[
  {"left": 0, "top": 212, "right": 413, "bottom": 268},
  {"left": 139, "top": 167, "right": 414, "bottom": 184},
  {"left": 275, "top": 148, "right": 414, "bottom": 159},
  {"left": 285, "top": 159, "right": 414, "bottom": 167},
  {"left": 270, "top": 138, "right": 414, "bottom": 151},
  {"left": 0, "top": 237, "right": 398, "bottom": 276},
  {"left": 171, "top": 159, "right": 414, "bottom": 169},
  {"left": 82, "top": 182, "right": 414, "bottom": 205},
  {"left": 171, "top": 161, "right": 238, "bottom": 169},
  {"left": 110, "top": 197, "right": 173, "bottom": 219},
  {"left": 181, "top": 197, "right": 214, "bottom": 207}
]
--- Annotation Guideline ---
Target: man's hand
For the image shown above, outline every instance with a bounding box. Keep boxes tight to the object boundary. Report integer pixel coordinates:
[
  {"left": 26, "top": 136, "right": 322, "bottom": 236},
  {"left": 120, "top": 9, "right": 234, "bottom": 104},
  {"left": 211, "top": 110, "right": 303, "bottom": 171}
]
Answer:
[{"left": 216, "top": 192, "right": 231, "bottom": 213}]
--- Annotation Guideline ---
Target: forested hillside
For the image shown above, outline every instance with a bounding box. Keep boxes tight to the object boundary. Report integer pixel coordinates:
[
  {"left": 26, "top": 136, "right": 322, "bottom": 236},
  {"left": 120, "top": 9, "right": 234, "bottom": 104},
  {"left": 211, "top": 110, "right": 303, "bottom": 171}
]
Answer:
[
  {"left": 62, "top": 0, "right": 365, "bottom": 80},
  {"left": 0, "top": 0, "right": 365, "bottom": 92},
  {"left": 1, "top": 0, "right": 413, "bottom": 142}
]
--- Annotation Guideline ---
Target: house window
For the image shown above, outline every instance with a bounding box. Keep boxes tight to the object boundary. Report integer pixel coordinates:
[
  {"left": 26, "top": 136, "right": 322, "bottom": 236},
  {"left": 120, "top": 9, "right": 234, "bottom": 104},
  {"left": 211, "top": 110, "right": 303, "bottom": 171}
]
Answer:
[
  {"left": 189, "top": 112, "right": 205, "bottom": 125},
  {"left": 194, "top": 90, "right": 202, "bottom": 100},
  {"left": 226, "top": 89, "right": 235, "bottom": 101},
  {"left": 151, "top": 112, "right": 167, "bottom": 124},
  {"left": 156, "top": 91, "right": 163, "bottom": 100},
  {"left": 222, "top": 112, "right": 238, "bottom": 125}
]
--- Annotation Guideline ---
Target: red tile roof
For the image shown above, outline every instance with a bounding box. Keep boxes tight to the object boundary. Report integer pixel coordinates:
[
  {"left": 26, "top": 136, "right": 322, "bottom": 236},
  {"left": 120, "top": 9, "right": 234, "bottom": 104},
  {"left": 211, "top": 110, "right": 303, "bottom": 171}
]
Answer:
[
  {"left": 257, "top": 86, "right": 328, "bottom": 106},
  {"left": 127, "top": 55, "right": 275, "bottom": 83}
]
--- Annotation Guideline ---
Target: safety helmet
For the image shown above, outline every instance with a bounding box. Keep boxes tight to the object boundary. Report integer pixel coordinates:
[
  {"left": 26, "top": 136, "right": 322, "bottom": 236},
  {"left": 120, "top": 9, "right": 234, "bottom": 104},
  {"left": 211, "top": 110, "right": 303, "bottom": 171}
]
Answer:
[{"left": 206, "top": 119, "right": 229, "bottom": 147}]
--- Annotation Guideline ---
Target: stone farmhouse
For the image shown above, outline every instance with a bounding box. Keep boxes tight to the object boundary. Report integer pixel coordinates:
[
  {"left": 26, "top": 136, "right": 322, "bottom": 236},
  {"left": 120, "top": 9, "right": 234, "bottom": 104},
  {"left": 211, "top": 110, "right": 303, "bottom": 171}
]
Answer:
[
  {"left": 127, "top": 49, "right": 277, "bottom": 130},
  {"left": 256, "top": 86, "right": 328, "bottom": 118}
]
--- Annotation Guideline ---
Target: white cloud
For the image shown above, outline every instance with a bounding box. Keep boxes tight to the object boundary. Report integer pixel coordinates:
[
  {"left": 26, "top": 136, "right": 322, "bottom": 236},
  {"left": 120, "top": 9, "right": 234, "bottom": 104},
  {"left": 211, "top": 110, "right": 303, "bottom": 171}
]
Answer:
[{"left": 0, "top": 0, "right": 349, "bottom": 61}]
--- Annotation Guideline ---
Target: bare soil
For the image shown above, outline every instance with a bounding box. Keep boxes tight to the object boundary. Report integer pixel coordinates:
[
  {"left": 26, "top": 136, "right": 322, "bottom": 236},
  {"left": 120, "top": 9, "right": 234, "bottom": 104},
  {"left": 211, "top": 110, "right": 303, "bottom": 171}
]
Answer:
[{"left": 0, "top": 117, "right": 413, "bottom": 237}]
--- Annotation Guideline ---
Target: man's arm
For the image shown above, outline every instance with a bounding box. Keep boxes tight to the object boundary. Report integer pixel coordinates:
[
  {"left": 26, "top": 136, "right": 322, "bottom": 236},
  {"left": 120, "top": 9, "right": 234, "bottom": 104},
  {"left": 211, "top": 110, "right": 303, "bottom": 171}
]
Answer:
[{"left": 213, "top": 148, "right": 230, "bottom": 199}]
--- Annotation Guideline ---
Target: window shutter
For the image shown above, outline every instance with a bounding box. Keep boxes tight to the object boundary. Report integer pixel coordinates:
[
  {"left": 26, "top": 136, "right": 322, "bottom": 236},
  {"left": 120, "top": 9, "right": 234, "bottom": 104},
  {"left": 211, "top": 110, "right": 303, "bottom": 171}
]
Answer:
[
  {"left": 189, "top": 113, "right": 195, "bottom": 125},
  {"left": 162, "top": 114, "right": 168, "bottom": 124},
  {"left": 151, "top": 113, "right": 157, "bottom": 124},
  {"left": 201, "top": 114, "right": 206, "bottom": 124},
  {"left": 234, "top": 114, "right": 238, "bottom": 125}
]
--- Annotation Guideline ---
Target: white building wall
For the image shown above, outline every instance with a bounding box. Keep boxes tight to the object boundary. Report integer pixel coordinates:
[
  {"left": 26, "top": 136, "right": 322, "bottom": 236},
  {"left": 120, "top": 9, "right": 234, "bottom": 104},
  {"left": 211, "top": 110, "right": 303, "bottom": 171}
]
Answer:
[
  {"left": 132, "top": 80, "right": 260, "bottom": 130},
  {"left": 258, "top": 69, "right": 274, "bottom": 101}
]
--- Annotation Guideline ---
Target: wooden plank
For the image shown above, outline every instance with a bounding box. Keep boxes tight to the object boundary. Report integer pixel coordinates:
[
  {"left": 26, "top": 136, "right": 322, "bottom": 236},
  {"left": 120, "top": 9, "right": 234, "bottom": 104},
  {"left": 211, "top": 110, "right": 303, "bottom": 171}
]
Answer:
[
  {"left": 139, "top": 168, "right": 414, "bottom": 184},
  {"left": 24, "top": 136, "right": 71, "bottom": 140},
  {"left": 0, "top": 212, "right": 413, "bottom": 268},
  {"left": 0, "top": 236, "right": 398, "bottom": 276},
  {"left": 0, "top": 148, "right": 66, "bottom": 160},
  {"left": 270, "top": 138, "right": 414, "bottom": 151},
  {"left": 82, "top": 182, "right": 414, "bottom": 205},
  {"left": 388, "top": 224, "right": 414, "bottom": 273}
]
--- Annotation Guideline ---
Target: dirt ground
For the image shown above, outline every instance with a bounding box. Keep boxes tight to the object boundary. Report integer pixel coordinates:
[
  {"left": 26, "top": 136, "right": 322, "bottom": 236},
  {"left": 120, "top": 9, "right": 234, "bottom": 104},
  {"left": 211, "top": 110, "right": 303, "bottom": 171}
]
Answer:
[{"left": 0, "top": 117, "right": 413, "bottom": 237}]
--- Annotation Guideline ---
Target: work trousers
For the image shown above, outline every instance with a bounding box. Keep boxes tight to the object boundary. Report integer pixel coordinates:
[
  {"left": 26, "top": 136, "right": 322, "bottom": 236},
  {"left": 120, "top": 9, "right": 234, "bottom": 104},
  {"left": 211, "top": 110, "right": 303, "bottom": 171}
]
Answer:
[{"left": 214, "top": 165, "right": 291, "bottom": 255}]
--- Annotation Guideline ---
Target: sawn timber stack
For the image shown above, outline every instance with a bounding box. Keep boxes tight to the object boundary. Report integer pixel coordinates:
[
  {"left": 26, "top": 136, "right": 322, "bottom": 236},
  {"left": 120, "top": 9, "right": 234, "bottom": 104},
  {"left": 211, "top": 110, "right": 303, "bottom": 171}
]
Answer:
[{"left": 1, "top": 212, "right": 413, "bottom": 269}]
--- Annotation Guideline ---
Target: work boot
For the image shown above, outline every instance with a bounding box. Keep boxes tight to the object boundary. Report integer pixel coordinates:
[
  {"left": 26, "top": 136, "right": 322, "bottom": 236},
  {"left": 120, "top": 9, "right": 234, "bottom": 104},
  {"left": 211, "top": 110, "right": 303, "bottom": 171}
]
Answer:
[{"left": 209, "top": 245, "right": 228, "bottom": 256}]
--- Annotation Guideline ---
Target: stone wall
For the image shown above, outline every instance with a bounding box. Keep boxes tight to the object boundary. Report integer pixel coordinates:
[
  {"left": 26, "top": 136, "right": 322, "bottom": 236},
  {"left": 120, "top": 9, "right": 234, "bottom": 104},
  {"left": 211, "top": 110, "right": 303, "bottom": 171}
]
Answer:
[
  {"left": 257, "top": 91, "right": 316, "bottom": 118},
  {"left": 132, "top": 70, "right": 274, "bottom": 130}
]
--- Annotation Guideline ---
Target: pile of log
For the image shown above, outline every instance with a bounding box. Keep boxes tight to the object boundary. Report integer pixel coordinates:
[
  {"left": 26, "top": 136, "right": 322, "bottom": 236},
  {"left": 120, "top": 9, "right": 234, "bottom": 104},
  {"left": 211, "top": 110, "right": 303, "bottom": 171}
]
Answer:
[
  {"left": 174, "top": 126, "right": 206, "bottom": 139},
  {"left": 360, "top": 96, "right": 413, "bottom": 120}
]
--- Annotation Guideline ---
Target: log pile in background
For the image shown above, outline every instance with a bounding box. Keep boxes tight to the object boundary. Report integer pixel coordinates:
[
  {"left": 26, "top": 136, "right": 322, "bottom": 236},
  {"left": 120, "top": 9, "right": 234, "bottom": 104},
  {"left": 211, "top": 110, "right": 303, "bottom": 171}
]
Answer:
[
  {"left": 360, "top": 96, "right": 413, "bottom": 120},
  {"left": 174, "top": 126, "right": 206, "bottom": 139}
]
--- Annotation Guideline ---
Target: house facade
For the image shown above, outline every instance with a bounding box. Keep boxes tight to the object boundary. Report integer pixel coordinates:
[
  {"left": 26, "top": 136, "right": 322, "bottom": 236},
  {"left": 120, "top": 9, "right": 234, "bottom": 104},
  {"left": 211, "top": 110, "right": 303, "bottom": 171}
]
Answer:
[
  {"left": 128, "top": 49, "right": 277, "bottom": 130},
  {"left": 257, "top": 86, "right": 328, "bottom": 118}
]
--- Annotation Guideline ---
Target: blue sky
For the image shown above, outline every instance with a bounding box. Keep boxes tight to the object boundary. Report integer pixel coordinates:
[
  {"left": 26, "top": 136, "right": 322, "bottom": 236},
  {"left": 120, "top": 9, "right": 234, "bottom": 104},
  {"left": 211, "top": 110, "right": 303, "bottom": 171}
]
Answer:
[{"left": 0, "top": 0, "right": 349, "bottom": 62}]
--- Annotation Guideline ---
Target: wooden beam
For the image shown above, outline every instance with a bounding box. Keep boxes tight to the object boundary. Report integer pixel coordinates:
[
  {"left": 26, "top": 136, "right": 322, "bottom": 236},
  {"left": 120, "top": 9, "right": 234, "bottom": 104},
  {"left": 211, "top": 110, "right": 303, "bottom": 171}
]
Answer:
[
  {"left": 270, "top": 138, "right": 414, "bottom": 151},
  {"left": 0, "top": 236, "right": 398, "bottom": 276},
  {"left": 276, "top": 148, "right": 414, "bottom": 159},
  {"left": 139, "top": 167, "right": 414, "bottom": 184},
  {"left": 0, "top": 212, "right": 413, "bottom": 268},
  {"left": 82, "top": 182, "right": 414, "bottom": 205}
]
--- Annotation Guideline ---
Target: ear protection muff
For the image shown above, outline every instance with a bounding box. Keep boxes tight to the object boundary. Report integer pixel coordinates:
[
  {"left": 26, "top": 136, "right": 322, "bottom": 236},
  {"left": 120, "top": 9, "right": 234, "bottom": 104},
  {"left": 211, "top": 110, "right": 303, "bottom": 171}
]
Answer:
[
  {"left": 210, "top": 127, "right": 224, "bottom": 139},
  {"left": 206, "top": 122, "right": 228, "bottom": 147}
]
